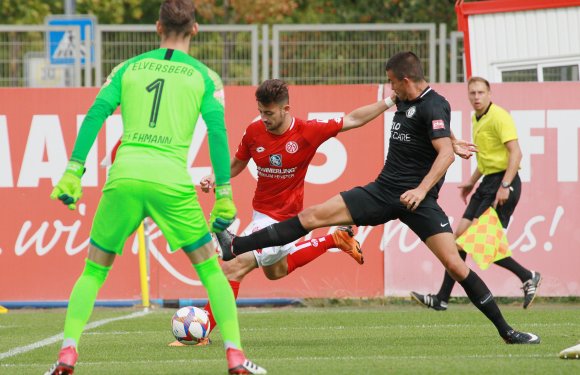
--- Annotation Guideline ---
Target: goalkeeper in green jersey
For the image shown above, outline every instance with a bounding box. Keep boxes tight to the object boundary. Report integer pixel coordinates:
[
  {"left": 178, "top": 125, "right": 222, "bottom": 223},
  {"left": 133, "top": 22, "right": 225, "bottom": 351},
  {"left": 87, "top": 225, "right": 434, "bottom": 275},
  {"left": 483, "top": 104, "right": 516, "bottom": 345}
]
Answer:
[{"left": 46, "top": 1, "right": 265, "bottom": 374}]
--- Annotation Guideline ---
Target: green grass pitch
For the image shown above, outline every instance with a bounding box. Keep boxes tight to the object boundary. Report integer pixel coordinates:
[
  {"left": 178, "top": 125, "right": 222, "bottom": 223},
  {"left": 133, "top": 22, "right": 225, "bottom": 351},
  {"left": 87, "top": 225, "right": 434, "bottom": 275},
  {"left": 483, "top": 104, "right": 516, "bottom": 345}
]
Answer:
[{"left": 1, "top": 302, "right": 579, "bottom": 374}]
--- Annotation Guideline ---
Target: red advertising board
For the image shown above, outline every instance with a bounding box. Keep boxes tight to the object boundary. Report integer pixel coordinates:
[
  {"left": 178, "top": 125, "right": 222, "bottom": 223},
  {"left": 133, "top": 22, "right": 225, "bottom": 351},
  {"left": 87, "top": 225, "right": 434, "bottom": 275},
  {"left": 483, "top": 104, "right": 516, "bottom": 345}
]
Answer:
[{"left": 0, "top": 82, "right": 578, "bottom": 302}]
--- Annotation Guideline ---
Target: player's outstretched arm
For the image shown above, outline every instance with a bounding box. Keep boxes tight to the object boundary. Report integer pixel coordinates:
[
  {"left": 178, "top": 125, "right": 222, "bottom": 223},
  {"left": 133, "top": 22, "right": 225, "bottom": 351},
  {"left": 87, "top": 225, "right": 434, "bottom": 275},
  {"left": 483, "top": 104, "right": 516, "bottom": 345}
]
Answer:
[
  {"left": 450, "top": 131, "right": 478, "bottom": 159},
  {"left": 200, "top": 157, "right": 249, "bottom": 193},
  {"left": 341, "top": 92, "right": 398, "bottom": 132},
  {"left": 230, "top": 157, "right": 249, "bottom": 179},
  {"left": 452, "top": 138, "right": 478, "bottom": 159}
]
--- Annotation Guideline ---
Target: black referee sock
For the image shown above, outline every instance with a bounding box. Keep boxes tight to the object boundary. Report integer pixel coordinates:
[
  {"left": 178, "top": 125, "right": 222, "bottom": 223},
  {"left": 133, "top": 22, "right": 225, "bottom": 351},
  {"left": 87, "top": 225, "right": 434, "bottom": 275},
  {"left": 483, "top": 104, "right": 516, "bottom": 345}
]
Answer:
[
  {"left": 437, "top": 250, "right": 468, "bottom": 302},
  {"left": 232, "top": 216, "right": 308, "bottom": 254},
  {"left": 459, "top": 270, "right": 512, "bottom": 337},
  {"left": 494, "top": 256, "right": 533, "bottom": 282}
]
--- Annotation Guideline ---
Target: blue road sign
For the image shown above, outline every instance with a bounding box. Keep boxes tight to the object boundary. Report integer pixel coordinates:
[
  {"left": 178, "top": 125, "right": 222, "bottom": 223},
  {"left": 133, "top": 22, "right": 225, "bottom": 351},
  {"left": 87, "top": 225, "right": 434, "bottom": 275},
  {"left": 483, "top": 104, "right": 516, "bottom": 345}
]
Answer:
[{"left": 46, "top": 15, "right": 96, "bottom": 65}]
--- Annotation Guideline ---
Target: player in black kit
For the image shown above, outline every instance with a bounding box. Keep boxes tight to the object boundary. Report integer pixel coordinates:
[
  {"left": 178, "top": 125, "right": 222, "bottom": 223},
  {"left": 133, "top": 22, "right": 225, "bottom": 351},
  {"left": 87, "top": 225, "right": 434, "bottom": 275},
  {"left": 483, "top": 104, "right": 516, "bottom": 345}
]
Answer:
[{"left": 216, "top": 51, "right": 540, "bottom": 345}]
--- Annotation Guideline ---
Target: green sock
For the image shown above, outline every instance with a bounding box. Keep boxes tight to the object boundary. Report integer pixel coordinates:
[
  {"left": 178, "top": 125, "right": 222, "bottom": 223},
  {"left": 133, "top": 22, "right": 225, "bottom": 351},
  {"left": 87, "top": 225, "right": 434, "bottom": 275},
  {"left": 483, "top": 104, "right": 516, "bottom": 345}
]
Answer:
[
  {"left": 194, "top": 255, "right": 241, "bottom": 349},
  {"left": 63, "top": 259, "right": 111, "bottom": 347}
]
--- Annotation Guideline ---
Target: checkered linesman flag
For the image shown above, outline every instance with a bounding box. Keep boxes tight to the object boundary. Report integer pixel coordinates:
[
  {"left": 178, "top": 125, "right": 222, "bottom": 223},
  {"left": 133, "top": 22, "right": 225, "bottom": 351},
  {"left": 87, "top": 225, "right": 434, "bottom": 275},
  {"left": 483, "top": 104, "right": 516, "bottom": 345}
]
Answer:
[{"left": 456, "top": 207, "right": 512, "bottom": 270}]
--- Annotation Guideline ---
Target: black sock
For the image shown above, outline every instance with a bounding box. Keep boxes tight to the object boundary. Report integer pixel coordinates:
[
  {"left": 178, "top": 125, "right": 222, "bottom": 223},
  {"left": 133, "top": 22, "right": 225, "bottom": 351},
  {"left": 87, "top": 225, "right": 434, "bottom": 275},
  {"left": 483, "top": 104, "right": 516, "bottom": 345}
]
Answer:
[
  {"left": 233, "top": 216, "right": 308, "bottom": 254},
  {"left": 436, "top": 250, "right": 467, "bottom": 302},
  {"left": 459, "top": 270, "right": 512, "bottom": 337},
  {"left": 494, "top": 256, "right": 533, "bottom": 282}
]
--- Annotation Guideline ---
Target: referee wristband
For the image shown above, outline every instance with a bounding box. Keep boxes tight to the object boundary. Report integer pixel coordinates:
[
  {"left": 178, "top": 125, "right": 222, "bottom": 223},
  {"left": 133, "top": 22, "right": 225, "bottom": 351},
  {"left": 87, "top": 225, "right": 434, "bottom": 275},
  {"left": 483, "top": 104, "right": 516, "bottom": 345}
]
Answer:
[{"left": 384, "top": 96, "right": 396, "bottom": 109}]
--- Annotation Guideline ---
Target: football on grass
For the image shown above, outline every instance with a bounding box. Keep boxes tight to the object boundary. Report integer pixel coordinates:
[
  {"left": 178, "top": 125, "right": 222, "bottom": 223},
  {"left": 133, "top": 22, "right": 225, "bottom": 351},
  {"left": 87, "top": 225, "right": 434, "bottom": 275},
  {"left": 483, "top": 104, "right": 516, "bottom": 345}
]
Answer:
[{"left": 171, "top": 306, "right": 210, "bottom": 344}]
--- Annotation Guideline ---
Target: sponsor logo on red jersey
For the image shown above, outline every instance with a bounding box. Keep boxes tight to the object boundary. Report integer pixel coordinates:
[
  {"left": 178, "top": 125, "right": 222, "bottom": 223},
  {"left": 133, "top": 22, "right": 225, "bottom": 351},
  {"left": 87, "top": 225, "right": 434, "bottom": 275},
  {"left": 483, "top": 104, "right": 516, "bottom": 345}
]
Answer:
[{"left": 269, "top": 154, "right": 282, "bottom": 166}]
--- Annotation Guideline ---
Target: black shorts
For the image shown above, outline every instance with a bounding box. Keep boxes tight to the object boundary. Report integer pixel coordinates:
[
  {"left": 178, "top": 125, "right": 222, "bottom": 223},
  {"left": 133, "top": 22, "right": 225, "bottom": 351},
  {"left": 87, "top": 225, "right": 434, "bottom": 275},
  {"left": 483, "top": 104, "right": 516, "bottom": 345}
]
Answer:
[
  {"left": 340, "top": 181, "right": 452, "bottom": 242},
  {"left": 463, "top": 172, "right": 521, "bottom": 228}
]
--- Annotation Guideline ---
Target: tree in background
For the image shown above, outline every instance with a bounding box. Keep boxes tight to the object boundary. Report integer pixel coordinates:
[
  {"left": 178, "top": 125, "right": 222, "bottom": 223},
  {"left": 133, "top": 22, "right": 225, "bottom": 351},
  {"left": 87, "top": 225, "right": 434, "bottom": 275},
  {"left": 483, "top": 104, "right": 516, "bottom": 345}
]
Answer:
[
  {"left": 289, "top": 0, "right": 456, "bottom": 30},
  {"left": 0, "top": 0, "right": 457, "bottom": 30},
  {"left": 74, "top": 0, "right": 148, "bottom": 24},
  {"left": 0, "top": 0, "right": 57, "bottom": 24},
  {"left": 0, "top": 0, "right": 458, "bottom": 86}
]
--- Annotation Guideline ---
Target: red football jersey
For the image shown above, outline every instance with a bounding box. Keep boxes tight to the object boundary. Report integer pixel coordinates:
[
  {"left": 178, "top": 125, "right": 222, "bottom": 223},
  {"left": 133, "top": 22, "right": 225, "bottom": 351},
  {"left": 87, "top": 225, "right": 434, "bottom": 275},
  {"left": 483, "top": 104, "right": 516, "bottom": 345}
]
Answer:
[{"left": 235, "top": 117, "right": 343, "bottom": 221}]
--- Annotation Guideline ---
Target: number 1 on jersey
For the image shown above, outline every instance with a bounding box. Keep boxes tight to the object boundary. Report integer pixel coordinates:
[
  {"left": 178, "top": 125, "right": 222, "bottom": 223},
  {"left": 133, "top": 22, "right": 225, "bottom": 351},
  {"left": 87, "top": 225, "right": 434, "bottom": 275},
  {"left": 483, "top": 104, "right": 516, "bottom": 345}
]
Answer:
[{"left": 146, "top": 78, "right": 165, "bottom": 128}]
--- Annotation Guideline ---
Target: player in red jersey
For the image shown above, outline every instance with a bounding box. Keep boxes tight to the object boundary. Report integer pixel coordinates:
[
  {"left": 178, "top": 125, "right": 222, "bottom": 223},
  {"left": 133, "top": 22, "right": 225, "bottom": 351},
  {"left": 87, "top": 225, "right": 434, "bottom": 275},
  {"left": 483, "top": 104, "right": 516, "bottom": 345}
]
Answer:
[{"left": 169, "top": 78, "right": 398, "bottom": 346}]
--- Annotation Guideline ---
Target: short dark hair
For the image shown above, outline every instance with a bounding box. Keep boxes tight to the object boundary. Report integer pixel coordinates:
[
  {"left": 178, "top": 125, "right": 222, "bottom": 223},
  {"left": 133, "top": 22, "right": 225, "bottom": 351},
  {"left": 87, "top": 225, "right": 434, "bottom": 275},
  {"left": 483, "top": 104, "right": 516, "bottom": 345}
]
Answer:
[
  {"left": 255, "top": 79, "right": 289, "bottom": 105},
  {"left": 159, "top": 0, "right": 196, "bottom": 37},
  {"left": 467, "top": 76, "right": 491, "bottom": 90},
  {"left": 385, "top": 51, "right": 425, "bottom": 82}
]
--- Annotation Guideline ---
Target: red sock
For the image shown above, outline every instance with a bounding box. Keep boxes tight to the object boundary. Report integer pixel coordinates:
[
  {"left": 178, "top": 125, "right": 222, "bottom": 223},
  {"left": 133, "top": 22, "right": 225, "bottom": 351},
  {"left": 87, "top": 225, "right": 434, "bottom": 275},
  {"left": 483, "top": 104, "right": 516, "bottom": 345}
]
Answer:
[
  {"left": 204, "top": 280, "right": 240, "bottom": 334},
  {"left": 286, "top": 234, "right": 335, "bottom": 274}
]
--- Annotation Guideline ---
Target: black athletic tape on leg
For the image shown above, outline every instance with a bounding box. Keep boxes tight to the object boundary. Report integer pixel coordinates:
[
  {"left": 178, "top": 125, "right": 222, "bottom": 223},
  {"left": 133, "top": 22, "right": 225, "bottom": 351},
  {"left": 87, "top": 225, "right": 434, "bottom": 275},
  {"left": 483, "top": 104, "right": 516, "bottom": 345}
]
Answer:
[
  {"left": 266, "top": 225, "right": 280, "bottom": 244},
  {"left": 233, "top": 216, "right": 308, "bottom": 254}
]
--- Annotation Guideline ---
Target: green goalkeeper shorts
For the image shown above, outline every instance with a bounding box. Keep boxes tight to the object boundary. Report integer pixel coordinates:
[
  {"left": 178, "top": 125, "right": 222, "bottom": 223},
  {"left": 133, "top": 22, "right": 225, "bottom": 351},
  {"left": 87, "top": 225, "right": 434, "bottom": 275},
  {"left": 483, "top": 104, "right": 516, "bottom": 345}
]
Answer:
[{"left": 90, "top": 178, "right": 212, "bottom": 255}]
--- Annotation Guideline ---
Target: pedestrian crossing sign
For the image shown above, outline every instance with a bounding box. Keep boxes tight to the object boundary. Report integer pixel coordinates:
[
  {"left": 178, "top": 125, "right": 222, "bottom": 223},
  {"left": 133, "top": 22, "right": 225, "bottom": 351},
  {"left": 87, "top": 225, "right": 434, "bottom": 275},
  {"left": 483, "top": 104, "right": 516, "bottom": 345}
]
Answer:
[{"left": 46, "top": 15, "right": 96, "bottom": 65}]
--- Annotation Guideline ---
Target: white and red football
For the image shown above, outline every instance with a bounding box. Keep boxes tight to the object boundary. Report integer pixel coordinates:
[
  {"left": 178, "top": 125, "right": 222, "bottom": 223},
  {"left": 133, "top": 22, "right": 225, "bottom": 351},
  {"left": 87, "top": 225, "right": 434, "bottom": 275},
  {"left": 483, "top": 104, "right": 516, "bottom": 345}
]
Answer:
[{"left": 171, "top": 306, "right": 210, "bottom": 344}]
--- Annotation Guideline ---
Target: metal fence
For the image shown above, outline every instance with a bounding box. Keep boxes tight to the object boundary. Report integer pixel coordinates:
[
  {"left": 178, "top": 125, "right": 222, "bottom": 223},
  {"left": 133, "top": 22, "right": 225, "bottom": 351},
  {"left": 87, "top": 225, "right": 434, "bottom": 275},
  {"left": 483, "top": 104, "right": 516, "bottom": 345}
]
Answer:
[
  {"left": 0, "top": 23, "right": 259, "bottom": 87},
  {"left": 0, "top": 22, "right": 464, "bottom": 88},
  {"left": 96, "top": 24, "right": 259, "bottom": 86},
  {"left": 0, "top": 25, "right": 83, "bottom": 87},
  {"left": 272, "top": 23, "right": 437, "bottom": 84},
  {"left": 450, "top": 31, "right": 465, "bottom": 83}
]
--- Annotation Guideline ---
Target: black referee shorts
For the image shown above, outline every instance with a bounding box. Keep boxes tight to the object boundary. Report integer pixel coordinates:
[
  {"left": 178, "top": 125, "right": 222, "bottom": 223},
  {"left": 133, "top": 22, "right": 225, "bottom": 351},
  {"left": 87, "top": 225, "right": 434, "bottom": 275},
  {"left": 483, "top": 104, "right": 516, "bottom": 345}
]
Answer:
[
  {"left": 340, "top": 181, "right": 453, "bottom": 242},
  {"left": 463, "top": 172, "right": 521, "bottom": 228}
]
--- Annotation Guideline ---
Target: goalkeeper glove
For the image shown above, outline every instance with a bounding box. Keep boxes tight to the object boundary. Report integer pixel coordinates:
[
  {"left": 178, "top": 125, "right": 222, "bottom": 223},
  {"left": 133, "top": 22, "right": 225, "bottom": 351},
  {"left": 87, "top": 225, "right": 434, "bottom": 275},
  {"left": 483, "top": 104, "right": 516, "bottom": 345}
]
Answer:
[
  {"left": 50, "top": 160, "right": 85, "bottom": 210},
  {"left": 209, "top": 183, "right": 237, "bottom": 233}
]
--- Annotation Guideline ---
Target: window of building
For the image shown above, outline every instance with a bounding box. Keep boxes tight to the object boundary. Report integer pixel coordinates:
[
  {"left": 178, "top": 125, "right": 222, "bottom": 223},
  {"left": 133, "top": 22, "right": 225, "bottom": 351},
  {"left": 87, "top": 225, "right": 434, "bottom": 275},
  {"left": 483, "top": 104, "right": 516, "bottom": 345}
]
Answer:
[
  {"left": 543, "top": 65, "right": 579, "bottom": 81},
  {"left": 499, "top": 61, "right": 580, "bottom": 82},
  {"left": 502, "top": 69, "right": 537, "bottom": 82}
]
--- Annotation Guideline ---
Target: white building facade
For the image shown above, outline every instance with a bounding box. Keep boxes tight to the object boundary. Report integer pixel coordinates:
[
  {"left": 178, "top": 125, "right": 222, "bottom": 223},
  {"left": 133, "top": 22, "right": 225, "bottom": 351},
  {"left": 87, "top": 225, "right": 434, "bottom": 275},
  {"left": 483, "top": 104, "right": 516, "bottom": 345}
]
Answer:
[{"left": 456, "top": 0, "right": 580, "bottom": 82}]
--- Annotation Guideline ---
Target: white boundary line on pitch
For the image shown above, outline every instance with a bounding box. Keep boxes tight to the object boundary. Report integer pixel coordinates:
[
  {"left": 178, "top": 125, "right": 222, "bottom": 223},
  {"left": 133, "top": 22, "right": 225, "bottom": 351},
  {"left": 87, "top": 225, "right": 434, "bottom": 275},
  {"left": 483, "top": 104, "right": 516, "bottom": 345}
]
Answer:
[
  {"left": 0, "top": 352, "right": 558, "bottom": 369},
  {"left": 0, "top": 310, "right": 150, "bottom": 361}
]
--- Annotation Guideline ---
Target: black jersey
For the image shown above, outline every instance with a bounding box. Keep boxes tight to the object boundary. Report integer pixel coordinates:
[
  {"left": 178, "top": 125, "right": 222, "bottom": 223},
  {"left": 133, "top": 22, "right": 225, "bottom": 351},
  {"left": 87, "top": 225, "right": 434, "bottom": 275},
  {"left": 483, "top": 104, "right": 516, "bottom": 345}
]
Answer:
[{"left": 376, "top": 87, "right": 451, "bottom": 198}]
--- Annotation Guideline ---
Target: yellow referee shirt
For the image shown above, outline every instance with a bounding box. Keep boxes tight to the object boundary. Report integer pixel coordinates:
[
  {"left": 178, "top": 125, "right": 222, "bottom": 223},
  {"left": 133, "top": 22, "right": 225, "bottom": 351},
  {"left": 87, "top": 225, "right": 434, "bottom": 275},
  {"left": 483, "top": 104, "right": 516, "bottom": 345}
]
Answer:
[{"left": 472, "top": 103, "right": 518, "bottom": 175}]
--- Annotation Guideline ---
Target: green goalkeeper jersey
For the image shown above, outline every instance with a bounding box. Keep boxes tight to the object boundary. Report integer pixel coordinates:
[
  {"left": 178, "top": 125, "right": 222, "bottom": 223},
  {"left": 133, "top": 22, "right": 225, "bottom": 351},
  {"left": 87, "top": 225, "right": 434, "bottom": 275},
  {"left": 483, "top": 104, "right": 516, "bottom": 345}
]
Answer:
[{"left": 71, "top": 48, "right": 230, "bottom": 186}]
